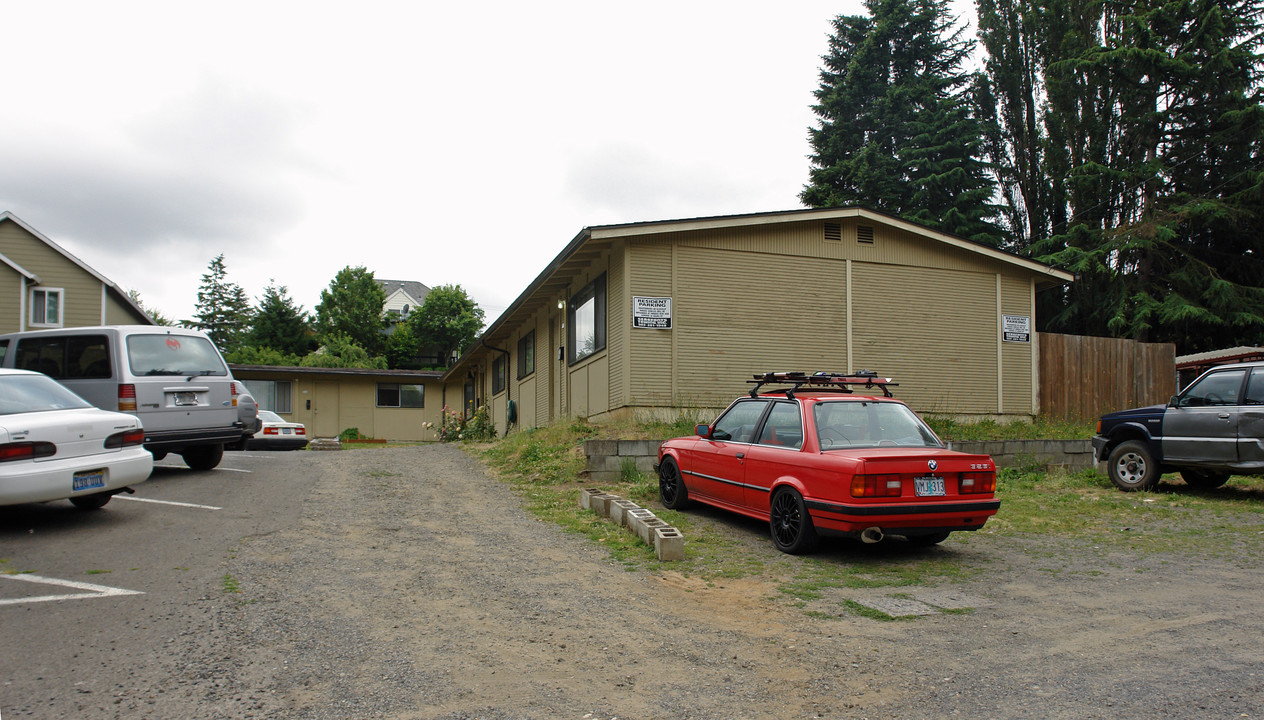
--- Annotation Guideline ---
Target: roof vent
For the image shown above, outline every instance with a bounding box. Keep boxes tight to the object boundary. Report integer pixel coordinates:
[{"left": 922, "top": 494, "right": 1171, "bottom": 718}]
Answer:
[
  {"left": 824, "top": 222, "right": 842, "bottom": 242},
  {"left": 857, "top": 225, "right": 875, "bottom": 244}
]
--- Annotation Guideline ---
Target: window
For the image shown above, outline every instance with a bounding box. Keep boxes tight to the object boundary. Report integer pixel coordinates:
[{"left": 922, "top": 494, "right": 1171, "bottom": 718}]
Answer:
[
  {"left": 243, "top": 380, "right": 293, "bottom": 414},
  {"left": 492, "top": 355, "right": 507, "bottom": 394},
  {"left": 757, "top": 402, "right": 804, "bottom": 449},
  {"left": 377, "top": 383, "right": 425, "bottom": 408},
  {"left": 517, "top": 332, "right": 535, "bottom": 379},
  {"left": 1246, "top": 367, "right": 1264, "bottom": 405},
  {"left": 568, "top": 273, "right": 606, "bottom": 364},
  {"left": 30, "top": 288, "right": 63, "bottom": 327},
  {"left": 1178, "top": 370, "right": 1246, "bottom": 407},
  {"left": 13, "top": 335, "right": 112, "bottom": 379},
  {"left": 711, "top": 400, "right": 769, "bottom": 444}
]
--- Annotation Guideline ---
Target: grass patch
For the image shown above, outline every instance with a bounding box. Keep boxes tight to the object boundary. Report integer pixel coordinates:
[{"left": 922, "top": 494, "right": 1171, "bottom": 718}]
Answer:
[
  {"left": 222, "top": 574, "right": 242, "bottom": 594},
  {"left": 926, "top": 416, "right": 1094, "bottom": 441}
]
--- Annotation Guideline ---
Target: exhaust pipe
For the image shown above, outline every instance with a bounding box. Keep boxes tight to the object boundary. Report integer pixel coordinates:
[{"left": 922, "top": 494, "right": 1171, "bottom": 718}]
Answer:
[{"left": 860, "top": 526, "right": 884, "bottom": 544}]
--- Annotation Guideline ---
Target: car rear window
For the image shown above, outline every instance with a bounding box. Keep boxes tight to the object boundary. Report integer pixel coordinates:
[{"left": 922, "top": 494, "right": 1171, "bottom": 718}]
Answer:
[
  {"left": 126, "top": 335, "right": 228, "bottom": 377},
  {"left": 0, "top": 374, "right": 93, "bottom": 414},
  {"left": 814, "top": 400, "right": 943, "bottom": 449}
]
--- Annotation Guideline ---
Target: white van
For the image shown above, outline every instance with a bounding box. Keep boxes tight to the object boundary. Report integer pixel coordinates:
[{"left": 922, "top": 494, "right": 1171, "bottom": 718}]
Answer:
[{"left": 0, "top": 326, "right": 252, "bottom": 470}]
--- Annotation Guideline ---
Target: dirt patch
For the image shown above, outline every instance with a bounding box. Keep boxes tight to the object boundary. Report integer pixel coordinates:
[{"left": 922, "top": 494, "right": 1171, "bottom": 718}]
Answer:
[{"left": 189, "top": 446, "right": 1262, "bottom": 719}]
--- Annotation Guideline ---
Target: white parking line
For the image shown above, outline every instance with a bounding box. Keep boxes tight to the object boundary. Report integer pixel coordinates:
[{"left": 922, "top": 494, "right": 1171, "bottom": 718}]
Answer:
[
  {"left": 0, "top": 574, "right": 144, "bottom": 606},
  {"left": 153, "top": 465, "right": 251, "bottom": 474},
  {"left": 113, "top": 496, "right": 222, "bottom": 510}
]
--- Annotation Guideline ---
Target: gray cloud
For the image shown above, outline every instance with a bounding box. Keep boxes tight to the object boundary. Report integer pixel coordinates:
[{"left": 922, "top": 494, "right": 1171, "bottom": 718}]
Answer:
[{"left": 0, "top": 80, "right": 309, "bottom": 255}]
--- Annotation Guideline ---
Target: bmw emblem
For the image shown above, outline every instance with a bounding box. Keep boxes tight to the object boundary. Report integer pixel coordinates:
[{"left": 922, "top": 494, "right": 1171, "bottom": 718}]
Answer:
[{"left": 928, "top": 459, "right": 938, "bottom": 471}]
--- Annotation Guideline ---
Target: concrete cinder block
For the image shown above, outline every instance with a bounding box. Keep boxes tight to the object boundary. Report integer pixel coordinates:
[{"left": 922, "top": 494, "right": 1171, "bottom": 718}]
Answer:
[
  {"left": 579, "top": 488, "right": 603, "bottom": 510},
  {"left": 654, "top": 526, "right": 684, "bottom": 561},
  {"left": 590, "top": 493, "right": 613, "bottom": 517},
  {"left": 618, "top": 439, "right": 660, "bottom": 457},
  {"left": 609, "top": 499, "right": 640, "bottom": 527},
  {"left": 634, "top": 456, "right": 657, "bottom": 474},
  {"left": 639, "top": 518, "right": 670, "bottom": 545},
  {"left": 584, "top": 439, "right": 619, "bottom": 458},
  {"left": 626, "top": 508, "right": 656, "bottom": 535},
  {"left": 586, "top": 454, "right": 623, "bottom": 473}
]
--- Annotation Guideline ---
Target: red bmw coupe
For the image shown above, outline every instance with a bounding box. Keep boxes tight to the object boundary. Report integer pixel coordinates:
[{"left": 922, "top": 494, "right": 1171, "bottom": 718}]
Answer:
[{"left": 656, "top": 372, "right": 1000, "bottom": 554}]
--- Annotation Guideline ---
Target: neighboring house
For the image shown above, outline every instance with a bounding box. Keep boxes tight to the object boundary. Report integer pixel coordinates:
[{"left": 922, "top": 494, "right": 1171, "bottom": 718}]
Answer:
[
  {"left": 0, "top": 212, "right": 153, "bottom": 332},
  {"left": 231, "top": 365, "right": 445, "bottom": 441},
  {"left": 378, "top": 279, "right": 430, "bottom": 323},
  {"left": 1175, "top": 346, "right": 1264, "bottom": 389},
  {"left": 442, "top": 207, "right": 1075, "bottom": 435}
]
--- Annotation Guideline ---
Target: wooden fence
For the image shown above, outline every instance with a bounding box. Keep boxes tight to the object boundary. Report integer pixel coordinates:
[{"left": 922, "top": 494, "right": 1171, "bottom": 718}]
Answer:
[{"left": 1039, "top": 333, "right": 1176, "bottom": 421}]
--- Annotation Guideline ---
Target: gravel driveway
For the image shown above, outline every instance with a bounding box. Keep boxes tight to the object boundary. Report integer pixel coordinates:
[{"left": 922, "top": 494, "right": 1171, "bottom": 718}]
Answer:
[{"left": 173, "top": 445, "right": 1261, "bottom": 719}]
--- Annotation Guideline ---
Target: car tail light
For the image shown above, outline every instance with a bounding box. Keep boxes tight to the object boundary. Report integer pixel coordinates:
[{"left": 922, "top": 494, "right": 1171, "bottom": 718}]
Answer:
[
  {"left": 118, "top": 384, "right": 137, "bottom": 413},
  {"left": 0, "top": 441, "right": 56, "bottom": 462},
  {"left": 959, "top": 472, "right": 997, "bottom": 494},
  {"left": 294, "top": 427, "right": 305, "bottom": 436},
  {"left": 104, "top": 429, "right": 146, "bottom": 449},
  {"left": 231, "top": 382, "right": 239, "bottom": 407},
  {"left": 851, "top": 473, "right": 903, "bottom": 498},
  {"left": 264, "top": 427, "right": 280, "bottom": 435}
]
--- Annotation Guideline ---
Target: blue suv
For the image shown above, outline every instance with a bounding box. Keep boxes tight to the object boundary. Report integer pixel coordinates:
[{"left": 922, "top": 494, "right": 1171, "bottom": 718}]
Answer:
[{"left": 1092, "top": 362, "right": 1264, "bottom": 491}]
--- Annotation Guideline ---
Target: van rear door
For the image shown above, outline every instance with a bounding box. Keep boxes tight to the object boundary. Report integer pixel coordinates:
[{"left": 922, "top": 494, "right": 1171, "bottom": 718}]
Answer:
[{"left": 124, "top": 333, "right": 237, "bottom": 433}]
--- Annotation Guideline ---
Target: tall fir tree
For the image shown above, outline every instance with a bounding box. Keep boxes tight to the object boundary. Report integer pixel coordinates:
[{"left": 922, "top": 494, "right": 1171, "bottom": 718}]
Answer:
[
  {"left": 190, "top": 254, "right": 253, "bottom": 352},
  {"left": 802, "top": 0, "right": 1003, "bottom": 246},
  {"left": 247, "top": 283, "right": 315, "bottom": 357}
]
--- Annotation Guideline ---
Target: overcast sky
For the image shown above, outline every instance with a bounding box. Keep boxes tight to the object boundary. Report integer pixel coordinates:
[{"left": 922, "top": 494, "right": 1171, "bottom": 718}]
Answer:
[{"left": 0, "top": 1, "right": 962, "bottom": 327}]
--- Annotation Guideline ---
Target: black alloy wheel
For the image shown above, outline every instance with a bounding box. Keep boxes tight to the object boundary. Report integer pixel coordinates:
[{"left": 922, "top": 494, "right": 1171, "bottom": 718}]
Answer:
[
  {"left": 769, "top": 488, "right": 818, "bottom": 555},
  {"left": 658, "top": 457, "right": 690, "bottom": 509}
]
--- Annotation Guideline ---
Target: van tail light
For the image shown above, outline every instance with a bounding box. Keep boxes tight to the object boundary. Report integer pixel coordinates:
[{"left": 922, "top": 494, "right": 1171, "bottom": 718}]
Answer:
[
  {"left": 851, "top": 473, "right": 903, "bottom": 498},
  {"left": 118, "top": 384, "right": 137, "bottom": 413},
  {"left": 959, "top": 472, "right": 997, "bottom": 494},
  {"left": 231, "top": 382, "right": 239, "bottom": 407},
  {"left": 105, "top": 429, "right": 146, "bottom": 449},
  {"left": 0, "top": 441, "right": 56, "bottom": 462}
]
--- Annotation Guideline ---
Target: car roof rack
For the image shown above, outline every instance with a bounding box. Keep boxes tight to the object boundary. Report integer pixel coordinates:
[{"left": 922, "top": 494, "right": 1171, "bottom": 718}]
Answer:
[{"left": 747, "top": 370, "right": 898, "bottom": 400}]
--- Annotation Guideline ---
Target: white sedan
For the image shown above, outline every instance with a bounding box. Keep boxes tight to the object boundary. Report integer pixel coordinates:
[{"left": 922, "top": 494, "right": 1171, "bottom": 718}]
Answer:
[
  {"left": 0, "top": 369, "right": 153, "bottom": 510},
  {"left": 247, "top": 410, "right": 309, "bottom": 450}
]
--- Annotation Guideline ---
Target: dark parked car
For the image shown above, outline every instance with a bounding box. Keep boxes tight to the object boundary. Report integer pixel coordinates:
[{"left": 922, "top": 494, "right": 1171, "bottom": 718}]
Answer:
[
  {"left": 1093, "top": 362, "right": 1264, "bottom": 491},
  {"left": 656, "top": 372, "right": 1000, "bottom": 554}
]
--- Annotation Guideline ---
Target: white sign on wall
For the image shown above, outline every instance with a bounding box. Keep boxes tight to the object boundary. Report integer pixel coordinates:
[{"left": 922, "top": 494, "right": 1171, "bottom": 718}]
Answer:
[
  {"left": 633, "top": 296, "right": 672, "bottom": 329},
  {"left": 1002, "top": 314, "right": 1031, "bottom": 343}
]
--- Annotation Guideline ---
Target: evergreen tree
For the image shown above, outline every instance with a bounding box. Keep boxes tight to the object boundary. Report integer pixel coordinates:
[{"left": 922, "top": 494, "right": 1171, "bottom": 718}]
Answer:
[
  {"left": 408, "top": 284, "right": 484, "bottom": 365},
  {"left": 802, "top": 0, "right": 1003, "bottom": 245},
  {"left": 248, "top": 283, "right": 315, "bottom": 357},
  {"left": 314, "top": 267, "right": 386, "bottom": 354},
  {"left": 190, "top": 254, "right": 253, "bottom": 352},
  {"left": 126, "top": 289, "right": 174, "bottom": 326}
]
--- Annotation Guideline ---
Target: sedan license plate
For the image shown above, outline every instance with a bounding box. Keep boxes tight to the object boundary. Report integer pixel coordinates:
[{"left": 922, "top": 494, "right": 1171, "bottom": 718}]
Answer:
[
  {"left": 173, "top": 391, "right": 199, "bottom": 407},
  {"left": 281, "top": 428, "right": 292, "bottom": 435},
  {"left": 914, "top": 476, "right": 945, "bottom": 497},
  {"left": 73, "top": 469, "right": 106, "bottom": 492}
]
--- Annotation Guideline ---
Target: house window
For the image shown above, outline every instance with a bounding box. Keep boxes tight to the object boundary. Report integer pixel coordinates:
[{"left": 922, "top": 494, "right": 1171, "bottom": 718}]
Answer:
[
  {"left": 517, "top": 332, "right": 535, "bottom": 379},
  {"left": 377, "top": 383, "right": 425, "bottom": 408},
  {"left": 243, "top": 380, "right": 293, "bottom": 414},
  {"left": 30, "top": 288, "right": 63, "bottom": 328},
  {"left": 492, "top": 355, "right": 507, "bottom": 394},
  {"left": 568, "top": 273, "right": 606, "bottom": 364}
]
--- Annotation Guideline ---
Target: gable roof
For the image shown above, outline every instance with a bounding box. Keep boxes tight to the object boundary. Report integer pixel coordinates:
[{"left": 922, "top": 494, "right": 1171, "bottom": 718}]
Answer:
[
  {"left": 446, "top": 206, "right": 1076, "bottom": 379},
  {"left": 0, "top": 211, "right": 155, "bottom": 324},
  {"left": 377, "top": 279, "right": 430, "bottom": 306}
]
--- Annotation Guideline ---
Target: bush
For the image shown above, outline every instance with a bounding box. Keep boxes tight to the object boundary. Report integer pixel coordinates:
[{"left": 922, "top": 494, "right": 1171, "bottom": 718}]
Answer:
[
  {"left": 425, "top": 405, "right": 497, "bottom": 442},
  {"left": 339, "top": 427, "right": 366, "bottom": 441}
]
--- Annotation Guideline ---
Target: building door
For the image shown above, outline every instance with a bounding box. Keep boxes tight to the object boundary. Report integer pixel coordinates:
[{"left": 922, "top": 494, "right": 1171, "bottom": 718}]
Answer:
[{"left": 313, "top": 381, "right": 340, "bottom": 438}]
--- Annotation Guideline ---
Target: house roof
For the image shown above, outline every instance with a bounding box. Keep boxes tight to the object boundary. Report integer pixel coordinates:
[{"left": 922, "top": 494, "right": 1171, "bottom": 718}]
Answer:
[
  {"left": 444, "top": 206, "right": 1076, "bottom": 380},
  {"left": 231, "top": 364, "right": 445, "bottom": 380},
  {"left": 0, "top": 211, "right": 155, "bottom": 324},
  {"left": 377, "top": 279, "right": 430, "bottom": 306},
  {"left": 1175, "top": 346, "right": 1264, "bottom": 369}
]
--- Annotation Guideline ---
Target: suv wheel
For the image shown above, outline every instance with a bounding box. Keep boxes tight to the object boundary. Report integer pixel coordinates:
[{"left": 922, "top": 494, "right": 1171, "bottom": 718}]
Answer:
[
  {"left": 182, "top": 444, "right": 225, "bottom": 471},
  {"left": 1180, "top": 469, "right": 1231, "bottom": 490},
  {"left": 1107, "top": 440, "right": 1159, "bottom": 491}
]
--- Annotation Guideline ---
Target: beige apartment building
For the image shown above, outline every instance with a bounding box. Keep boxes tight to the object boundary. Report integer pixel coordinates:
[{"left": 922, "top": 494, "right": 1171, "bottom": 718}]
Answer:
[{"left": 443, "top": 207, "right": 1074, "bottom": 436}]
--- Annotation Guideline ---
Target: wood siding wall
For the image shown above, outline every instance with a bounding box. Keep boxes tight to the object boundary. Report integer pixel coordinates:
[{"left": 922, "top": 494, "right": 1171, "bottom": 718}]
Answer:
[{"left": 1038, "top": 333, "right": 1176, "bottom": 421}]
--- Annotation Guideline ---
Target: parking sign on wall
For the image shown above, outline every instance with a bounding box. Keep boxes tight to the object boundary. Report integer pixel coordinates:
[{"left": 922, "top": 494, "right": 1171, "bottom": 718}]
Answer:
[
  {"left": 633, "top": 296, "right": 672, "bottom": 329},
  {"left": 1002, "top": 314, "right": 1031, "bottom": 343}
]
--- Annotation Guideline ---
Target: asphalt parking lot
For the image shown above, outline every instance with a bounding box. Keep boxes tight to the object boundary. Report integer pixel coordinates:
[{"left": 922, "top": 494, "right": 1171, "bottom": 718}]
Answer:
[{"left": 0, "top": 450, "right": 311, "bottom": 718}]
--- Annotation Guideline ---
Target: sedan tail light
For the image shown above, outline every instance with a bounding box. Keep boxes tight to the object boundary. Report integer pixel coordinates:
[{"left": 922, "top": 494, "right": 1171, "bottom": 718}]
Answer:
[
  {"left": 294, "top": 427, "right": 305, "bottom": 436},
  {"left": 959, "top": 472, "right": 997, "bottom": 494},
  {"left": 118, "top": 384, "right": 137, "bottom": 413},
  {"left": 851, "top": 473, "right": 903, "bottom": 498},
  {"left": 0, "top": 441, "right": 57, "bottom": 462},
  {"left": 264, "top": 427, "right": 279, "bottom": 435},
  {"left": 105, "top": 429, "right": 146, "bottom": 449}
]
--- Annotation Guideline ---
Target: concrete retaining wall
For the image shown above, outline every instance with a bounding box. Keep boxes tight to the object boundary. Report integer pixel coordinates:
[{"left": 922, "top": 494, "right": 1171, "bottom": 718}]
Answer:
[{"left": 585, "top": 438, "right": 1096, "bottom": 478}]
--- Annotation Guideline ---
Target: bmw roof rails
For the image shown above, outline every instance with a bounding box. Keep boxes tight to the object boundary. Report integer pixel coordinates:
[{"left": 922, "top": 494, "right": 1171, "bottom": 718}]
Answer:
[{"left": 747, "top": 370, "right": 898, "bottom": 399}]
